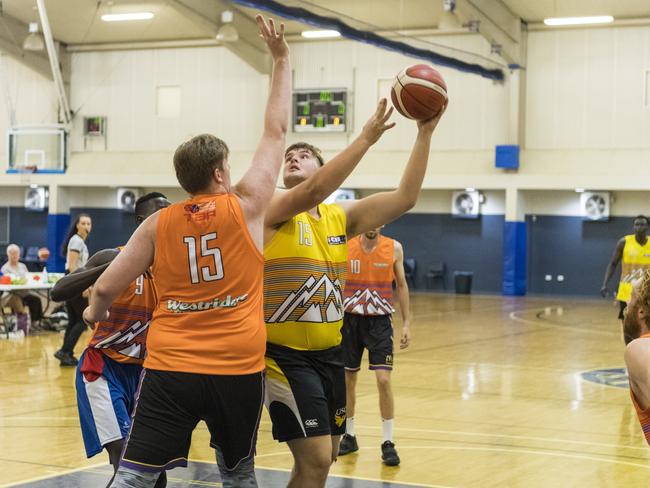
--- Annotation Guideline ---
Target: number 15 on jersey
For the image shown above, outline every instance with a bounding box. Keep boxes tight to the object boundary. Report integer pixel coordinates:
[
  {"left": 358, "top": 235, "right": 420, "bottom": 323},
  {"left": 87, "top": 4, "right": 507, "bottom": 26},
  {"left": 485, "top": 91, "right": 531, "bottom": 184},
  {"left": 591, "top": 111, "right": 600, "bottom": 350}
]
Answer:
[{"left": 183, "top": 233, "right": 224, "bottom": 284}]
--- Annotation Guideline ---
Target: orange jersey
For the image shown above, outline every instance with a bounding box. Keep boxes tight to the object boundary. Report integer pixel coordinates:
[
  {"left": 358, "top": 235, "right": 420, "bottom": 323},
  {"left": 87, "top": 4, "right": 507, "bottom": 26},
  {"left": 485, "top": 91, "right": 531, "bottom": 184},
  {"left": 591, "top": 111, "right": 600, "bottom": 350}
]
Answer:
[
  {"left": 146, "top": 193, "right": 265, "bottom": 375},
  {"left": 87, "top": 269, "right": 156, "bottom": 365},
  {"left": 344, "top": 235, "right": 395, "bottom": 315},
  {"left": 631, "top": 332, "right": 650, "bottom": 446}
]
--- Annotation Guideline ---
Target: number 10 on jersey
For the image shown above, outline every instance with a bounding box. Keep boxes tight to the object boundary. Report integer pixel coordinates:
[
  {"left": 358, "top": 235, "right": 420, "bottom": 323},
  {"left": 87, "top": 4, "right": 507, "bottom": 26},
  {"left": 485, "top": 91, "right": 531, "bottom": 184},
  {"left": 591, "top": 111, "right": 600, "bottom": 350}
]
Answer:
[{"left": 183, "top": 233, "right": 224, "bottom": 284}]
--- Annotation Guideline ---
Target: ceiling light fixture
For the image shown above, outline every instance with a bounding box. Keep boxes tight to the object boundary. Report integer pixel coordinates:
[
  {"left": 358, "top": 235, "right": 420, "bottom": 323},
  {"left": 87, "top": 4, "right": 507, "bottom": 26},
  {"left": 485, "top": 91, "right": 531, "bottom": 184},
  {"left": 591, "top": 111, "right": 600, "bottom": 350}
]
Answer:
[
  {"left": 544, "top": 16, "right": 613, "bottom": 26},
  {"left": 101, "top": 12, "right": 154, "bottom": 22},
  {"left": 22, "top": 22, "right": 44, "bottom": 51},
  {"left": 301, "top": 30, "right": 341, "bottom": 39},
  {"left": 216, "top": 10, "right": 238, "bottom": 42}
]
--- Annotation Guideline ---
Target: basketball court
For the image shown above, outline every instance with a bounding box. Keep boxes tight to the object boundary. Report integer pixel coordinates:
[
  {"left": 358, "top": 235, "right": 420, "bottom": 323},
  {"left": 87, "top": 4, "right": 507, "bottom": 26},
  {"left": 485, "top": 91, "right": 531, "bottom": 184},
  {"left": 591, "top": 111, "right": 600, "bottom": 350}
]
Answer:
[{"left": 1, "top": 0, "right": 650, "bottom": 487}]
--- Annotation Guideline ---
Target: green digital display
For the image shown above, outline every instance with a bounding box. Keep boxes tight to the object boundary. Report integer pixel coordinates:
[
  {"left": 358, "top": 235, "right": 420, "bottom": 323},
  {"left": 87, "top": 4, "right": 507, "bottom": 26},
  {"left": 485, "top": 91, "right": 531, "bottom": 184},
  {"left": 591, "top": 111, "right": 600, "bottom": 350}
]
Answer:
[{"left": 293, "top": 89, "right": 348, "bottom": 132}]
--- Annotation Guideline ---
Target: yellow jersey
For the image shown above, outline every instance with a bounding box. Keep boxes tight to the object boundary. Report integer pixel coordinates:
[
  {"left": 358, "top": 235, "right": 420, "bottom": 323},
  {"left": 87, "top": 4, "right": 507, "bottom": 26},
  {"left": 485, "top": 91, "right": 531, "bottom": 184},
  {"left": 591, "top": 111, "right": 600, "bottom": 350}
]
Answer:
[
  {"left": 264, "top": 204, "right": 348, "bottom": 350},
  {"left": 617, "top": 235, "right": 650, "bottom": 303}
]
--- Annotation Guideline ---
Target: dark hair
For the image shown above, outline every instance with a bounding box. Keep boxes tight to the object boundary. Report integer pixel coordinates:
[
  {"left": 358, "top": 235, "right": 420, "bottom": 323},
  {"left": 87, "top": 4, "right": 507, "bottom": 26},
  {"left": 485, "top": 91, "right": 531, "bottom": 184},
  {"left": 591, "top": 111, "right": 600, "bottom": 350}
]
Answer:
[
  {"left": 61, "top": 213, "right": 91, "bottom": 258},
  {"left": 135, "top": 192, "right": 167, "bottom": 209},
  {"left": 173, "top": 134, "right": 229, "bottom": 194},
  {"left": 634, "top": 215, "right": 650, "bottom": 225},
  {"left": 285, "top": 142, "right": 324, "bottom": 166}
]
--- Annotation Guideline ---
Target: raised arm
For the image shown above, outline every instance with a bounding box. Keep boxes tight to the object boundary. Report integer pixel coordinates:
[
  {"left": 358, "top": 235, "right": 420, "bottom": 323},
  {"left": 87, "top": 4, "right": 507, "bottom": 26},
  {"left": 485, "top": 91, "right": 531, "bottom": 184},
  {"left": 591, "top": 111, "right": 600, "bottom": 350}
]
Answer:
[
  {"left": 83, "top": 215, "right": 157, "bottom": 324},
  {"left": 265, "top": 99, "right": 395, "bottom": 228},
  {"left": 51, "top": 249, "right": 119, "bottom": 302},
  {"left": 234, "top": 16, "right": 291, "bottom": 224},
  {"left": 393, "top": 241, "right": 411, "bottom": 349},
  {"left": 601, "top": 238, "right": 625, "bottom": 297},
  {"left": 340, "top": 103, "right": 447, "bottom": 237}
]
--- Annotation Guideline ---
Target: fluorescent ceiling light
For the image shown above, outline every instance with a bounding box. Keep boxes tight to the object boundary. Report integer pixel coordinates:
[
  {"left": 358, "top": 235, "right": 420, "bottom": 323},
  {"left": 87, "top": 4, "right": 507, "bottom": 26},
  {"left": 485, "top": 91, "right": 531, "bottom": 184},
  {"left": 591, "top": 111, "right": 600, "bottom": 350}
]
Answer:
[
  {"left": 575, "top": 188, "right": 585, "bottom": 193},
  {"left": 301, "top": 30, "right": 341, "bottom": 39},
  {"left": 101, "top": 12, "right": 154, "bottom": 22},
  {"left": 465, "top": 187, "right": 475, "bottom": 192},
  {"left": 544, "top": 16, "right": 613, "bottom": 26}
]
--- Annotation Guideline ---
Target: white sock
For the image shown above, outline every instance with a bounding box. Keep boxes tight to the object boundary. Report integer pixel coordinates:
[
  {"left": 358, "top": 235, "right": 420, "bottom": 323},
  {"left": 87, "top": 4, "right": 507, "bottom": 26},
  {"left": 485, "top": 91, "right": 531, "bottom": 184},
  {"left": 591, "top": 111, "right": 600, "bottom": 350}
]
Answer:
[
  {"left": 382, "top": 418, "right": 394, "bottom": 442},
  {"left": 346, "top": 417, "right": 355, "bottom": 437}
]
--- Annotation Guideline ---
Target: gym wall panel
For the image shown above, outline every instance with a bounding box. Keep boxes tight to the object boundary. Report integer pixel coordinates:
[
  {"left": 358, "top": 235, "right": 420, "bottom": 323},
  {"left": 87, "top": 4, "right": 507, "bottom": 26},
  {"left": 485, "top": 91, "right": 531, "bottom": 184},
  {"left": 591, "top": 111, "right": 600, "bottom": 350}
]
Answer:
[
  {"left": 359, "top": 189, "right": 506, "bottom": 215},
  {"left": 384, "top": 213, "right": 504, "bottom": 292},
  {"left": 0, "top": 187, "right": 27, "bottom": 207},
  {"left": 0, "top": 56, "right": 58, "bottom": 165},
  {"left": 527, "top": 26, "right": 650, "bottom": 151}
]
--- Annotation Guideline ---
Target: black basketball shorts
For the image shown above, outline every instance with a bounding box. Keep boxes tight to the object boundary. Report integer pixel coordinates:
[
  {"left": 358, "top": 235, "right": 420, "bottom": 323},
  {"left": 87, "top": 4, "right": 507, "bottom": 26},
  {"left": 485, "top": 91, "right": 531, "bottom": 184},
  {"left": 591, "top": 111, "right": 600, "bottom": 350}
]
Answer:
[
  {"left": 119, "top": 369, "right": 264, "bottom": 473},
  {"left": 341, "top": 313, "right": 394, "bottom": 372},
  {"left": 264, "top": 343, "right": 346, "bottom": 443}
]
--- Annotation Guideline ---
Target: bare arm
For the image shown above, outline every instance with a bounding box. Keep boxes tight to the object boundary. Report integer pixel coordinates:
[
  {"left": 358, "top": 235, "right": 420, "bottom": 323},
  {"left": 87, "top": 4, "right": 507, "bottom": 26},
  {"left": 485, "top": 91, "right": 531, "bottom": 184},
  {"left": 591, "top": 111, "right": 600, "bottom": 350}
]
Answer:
[
  {"left": 340, "top": 104, "right": 447, "bottom": 237},
  {"left": 234, "top": 16, "right": 291, "bottom": 235},
  {"left": 393, "top": 241, "right": 411, "bottom": 349},
  {"left": 67, "top": 250, "right": 80, "bottom": 273},
  {"left": 264, "top": 100, "right": 395, "bottom": 228},
  {"left": 625, "top": 339, "right": 650, "bottom": 410},
  {"left": 51, "top": 249, "right": 118, "bottom": 302},
  {"left": 602, "top": 238, "right": 625, "bottom": 297},
  {"left": 83, "top": 215, "right": 158, "bottom": 324}
]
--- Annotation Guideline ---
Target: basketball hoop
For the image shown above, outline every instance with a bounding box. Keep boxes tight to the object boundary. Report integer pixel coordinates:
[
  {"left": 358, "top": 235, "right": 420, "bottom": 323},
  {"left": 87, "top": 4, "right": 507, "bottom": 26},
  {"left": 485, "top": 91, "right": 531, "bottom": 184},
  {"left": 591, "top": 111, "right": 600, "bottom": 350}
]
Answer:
[{"left": 13, "top": 165, "right": 38, "bottom": 174}]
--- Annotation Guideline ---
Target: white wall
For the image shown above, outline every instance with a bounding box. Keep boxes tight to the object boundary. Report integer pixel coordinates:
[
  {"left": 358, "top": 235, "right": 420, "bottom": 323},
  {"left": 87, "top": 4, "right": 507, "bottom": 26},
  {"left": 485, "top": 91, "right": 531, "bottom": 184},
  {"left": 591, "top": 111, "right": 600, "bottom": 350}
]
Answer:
[
  {"left": 524, "top": 190, "right": 650, "bottom": 217},
  {"left": 359, "top": 189, "right": 505, "bottom": 214},
  {"left": 0, "top": 55, "right": 58, "bottom": 162},
  {"left": 0, "top": 187, "right": 26, "bottom": 207}
]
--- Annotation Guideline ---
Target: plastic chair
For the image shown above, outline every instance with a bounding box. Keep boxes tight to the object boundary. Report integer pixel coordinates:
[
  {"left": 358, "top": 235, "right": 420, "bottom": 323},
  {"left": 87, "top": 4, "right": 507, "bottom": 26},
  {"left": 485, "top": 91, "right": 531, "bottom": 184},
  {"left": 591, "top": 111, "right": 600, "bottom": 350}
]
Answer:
[{"left": 425, "top": 261, "right": 446, "bottom": 290}]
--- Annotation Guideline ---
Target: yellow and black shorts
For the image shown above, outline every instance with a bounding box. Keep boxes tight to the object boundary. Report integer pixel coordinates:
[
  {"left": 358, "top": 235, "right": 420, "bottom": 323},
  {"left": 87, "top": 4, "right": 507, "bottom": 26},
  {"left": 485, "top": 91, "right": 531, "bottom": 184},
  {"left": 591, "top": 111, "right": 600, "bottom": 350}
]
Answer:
[
  {"left": 264, "top": 343, "right": 346, "bottom": 443},
  {"left": 342, "top": 313, "right": 394, "bottom": 371}
]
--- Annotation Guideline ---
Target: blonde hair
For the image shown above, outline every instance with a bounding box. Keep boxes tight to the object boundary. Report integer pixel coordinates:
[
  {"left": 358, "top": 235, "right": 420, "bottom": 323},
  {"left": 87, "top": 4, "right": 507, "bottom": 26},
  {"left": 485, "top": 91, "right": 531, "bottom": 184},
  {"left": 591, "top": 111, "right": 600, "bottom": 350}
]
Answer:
[{"left": 6, "top": 244, "right": 19, "bottom": 255}]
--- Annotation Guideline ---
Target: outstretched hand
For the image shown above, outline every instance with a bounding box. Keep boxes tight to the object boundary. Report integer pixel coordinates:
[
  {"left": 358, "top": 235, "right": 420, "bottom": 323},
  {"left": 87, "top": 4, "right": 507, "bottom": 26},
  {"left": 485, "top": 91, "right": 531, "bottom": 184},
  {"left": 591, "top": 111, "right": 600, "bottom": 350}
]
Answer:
[
  {"left": 417, "top": 99, "right": 448, "bottom": 134},
  {"left": 360, "top": 98, "right": 396, "bottom": 145},
  {"left": 256, "top": 15, "right": 288, "bottom": 61}
]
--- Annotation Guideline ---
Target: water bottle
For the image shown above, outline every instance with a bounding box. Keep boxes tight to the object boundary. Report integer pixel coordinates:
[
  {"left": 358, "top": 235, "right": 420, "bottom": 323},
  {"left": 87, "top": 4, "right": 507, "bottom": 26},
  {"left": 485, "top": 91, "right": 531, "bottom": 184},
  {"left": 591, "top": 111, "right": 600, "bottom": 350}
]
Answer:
[{"left": 42, "top": 266, "right": 48, "bottom": 283}]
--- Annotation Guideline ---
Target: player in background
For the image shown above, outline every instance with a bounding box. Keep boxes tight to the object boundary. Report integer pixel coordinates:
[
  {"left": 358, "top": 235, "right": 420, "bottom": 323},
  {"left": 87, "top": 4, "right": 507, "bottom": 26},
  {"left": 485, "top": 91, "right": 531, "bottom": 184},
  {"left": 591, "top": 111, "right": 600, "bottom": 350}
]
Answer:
[
  {"left": 262, "top": 101, "right": 446, "bottom": 487},
  {"left": 338, "top": 227, "right": 411, "bottom": 465},
  {"left": 52, "top": 192, "right": 170, "bottom": 488},
  {"left": 83, "top": 16, "right": 290, "bottom": 488},
  {"left": 602, "top": 215, "right": 650, "bottom": 323}
]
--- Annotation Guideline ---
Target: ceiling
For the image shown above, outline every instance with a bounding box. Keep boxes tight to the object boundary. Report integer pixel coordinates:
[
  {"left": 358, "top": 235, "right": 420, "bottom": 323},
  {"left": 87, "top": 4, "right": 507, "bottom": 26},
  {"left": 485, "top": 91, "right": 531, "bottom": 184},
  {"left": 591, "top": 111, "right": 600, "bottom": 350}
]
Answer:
[{"left": 1, "top": 0, "right": 649, "bottom": 47}]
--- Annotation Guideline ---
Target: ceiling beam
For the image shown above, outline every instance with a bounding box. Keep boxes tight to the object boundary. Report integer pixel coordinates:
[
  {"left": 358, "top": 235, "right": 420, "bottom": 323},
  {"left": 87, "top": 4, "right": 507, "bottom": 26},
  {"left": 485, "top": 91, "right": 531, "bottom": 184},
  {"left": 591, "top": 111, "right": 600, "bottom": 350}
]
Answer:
[
  {"left": 455, "top": 0, "right": 523, "bottom": 66},
  {"left": 0, "top": 10, "right": 60, "bottom": 81},
  {"left": 167, "top": 0, "right": 271, "bottom": 74}
]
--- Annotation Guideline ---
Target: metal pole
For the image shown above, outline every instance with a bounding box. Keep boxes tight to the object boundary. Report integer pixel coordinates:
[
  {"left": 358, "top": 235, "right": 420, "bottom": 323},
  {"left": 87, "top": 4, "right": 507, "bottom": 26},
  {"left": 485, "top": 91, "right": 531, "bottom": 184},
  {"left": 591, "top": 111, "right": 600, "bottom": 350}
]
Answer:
[{"left": 35, "top": 0, "right": 72, "bottom": 125}]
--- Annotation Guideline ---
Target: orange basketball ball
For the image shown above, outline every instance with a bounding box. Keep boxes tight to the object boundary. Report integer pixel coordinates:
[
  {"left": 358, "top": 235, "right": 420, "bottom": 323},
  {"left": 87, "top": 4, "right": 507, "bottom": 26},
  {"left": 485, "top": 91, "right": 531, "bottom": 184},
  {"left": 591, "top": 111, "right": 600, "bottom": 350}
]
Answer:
[{"left": 391, "top": 64, "right": 448, "bottom": 120}]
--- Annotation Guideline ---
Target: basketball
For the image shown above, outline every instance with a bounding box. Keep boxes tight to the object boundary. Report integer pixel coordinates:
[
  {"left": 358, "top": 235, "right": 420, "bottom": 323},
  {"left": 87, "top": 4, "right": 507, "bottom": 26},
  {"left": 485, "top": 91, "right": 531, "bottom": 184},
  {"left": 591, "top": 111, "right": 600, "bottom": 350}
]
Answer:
[{"left": 390, "top": 64, "right": 447, "bottom": 120}]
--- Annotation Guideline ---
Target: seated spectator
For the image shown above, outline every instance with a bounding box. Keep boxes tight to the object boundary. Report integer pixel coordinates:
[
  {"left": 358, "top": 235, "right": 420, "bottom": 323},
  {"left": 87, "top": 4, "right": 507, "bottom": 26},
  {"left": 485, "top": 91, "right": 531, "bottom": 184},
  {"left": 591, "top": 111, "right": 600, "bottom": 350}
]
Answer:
[{"left": 1, "top": 244, "right": 28, "bottom": 313}]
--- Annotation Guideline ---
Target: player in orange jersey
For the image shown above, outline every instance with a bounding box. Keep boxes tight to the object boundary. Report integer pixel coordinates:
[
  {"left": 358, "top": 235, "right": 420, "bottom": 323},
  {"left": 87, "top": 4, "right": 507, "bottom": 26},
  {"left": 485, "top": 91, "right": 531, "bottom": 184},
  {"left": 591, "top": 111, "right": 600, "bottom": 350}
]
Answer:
[
  {"left": 339, "top": 227, "right": 410, "bottom": 465},
  {"left": 52, "top": 192, "right": 170, "bottom": 488},
  {"left": 83, "top": 16, "right": 290, "bottom": 488},
  {"left": 262, "top": 100, "right": 447, "bottom": 487},
  {"left": 621, "top": 270, "right": 650, "bottom": 446}
]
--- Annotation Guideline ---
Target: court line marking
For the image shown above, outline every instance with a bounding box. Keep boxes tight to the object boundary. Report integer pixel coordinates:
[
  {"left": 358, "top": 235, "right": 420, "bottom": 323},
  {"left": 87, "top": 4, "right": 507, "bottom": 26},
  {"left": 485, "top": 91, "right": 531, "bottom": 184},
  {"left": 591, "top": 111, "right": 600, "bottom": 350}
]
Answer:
[
  {"left": 352, "top": 424, "right": 648, "bottom": 453},
  {"left": 0, "top": 462, "right": 106, "bottom": 488},
  {"left": 508, "top": 309, "right": 619, "bottom": 337}
]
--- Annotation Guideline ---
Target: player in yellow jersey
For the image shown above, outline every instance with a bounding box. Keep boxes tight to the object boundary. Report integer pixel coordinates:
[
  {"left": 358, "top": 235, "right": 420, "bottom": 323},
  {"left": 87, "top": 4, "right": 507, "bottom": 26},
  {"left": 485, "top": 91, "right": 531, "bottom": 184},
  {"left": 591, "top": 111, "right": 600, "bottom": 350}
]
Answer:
[
  {"left": 262, "top": 100, "right": 447, "bottom": 486},
  {"left": 602, "top": 215, "right": 650, "bottom": 321}
]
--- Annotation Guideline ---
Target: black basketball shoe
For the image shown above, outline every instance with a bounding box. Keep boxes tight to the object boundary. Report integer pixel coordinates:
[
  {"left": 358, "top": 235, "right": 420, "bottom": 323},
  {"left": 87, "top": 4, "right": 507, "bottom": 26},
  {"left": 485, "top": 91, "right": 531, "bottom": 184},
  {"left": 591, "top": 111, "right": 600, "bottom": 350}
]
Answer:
[
  {"left": 338, "top": 434, "right": 359, "bottom": 455},
  {"left": 381, "top": 440, "right": 400, "bottom": 466}
]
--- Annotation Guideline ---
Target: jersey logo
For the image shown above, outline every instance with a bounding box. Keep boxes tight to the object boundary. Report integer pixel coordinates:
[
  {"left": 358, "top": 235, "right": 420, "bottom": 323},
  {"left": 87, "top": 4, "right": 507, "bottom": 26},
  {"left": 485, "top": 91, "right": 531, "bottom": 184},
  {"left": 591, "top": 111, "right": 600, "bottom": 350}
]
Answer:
[
  {"left": 344, "top": 289, "right": 394, "bottom": 315},
  {"left": 305, "top": 419, "right": 319, "bottom": 428},
  {"left": 373, "top": 262, "right": 390, "bottom": 268},
  {"left": 183, "top": 201, "right": 217, "bottom": 222},
  {"left": 327, "top": 235, "right": 347, "bottom": 245},
  {"left": 93, "top": 320, "right": 149, "bottom": 359},
  {"left": 166, "top": 294, "right": 248, "bottom": 313},
  {"left": 268, "top": 274, "right": 343, "bottom": 324}
]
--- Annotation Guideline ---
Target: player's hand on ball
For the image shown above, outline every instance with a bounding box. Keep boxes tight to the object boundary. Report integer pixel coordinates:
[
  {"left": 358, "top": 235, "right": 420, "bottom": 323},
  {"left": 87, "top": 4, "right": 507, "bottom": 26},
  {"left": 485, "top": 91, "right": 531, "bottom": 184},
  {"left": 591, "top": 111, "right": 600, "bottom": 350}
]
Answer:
[
  {"left": 417, "top": 100, "right": 448, "bottom": 134},
  {"left": 360, "top": 98, "right": 396, "bottom": 144},
  {"left": 400, "top": 325, "right": 411, "bottom": 349},
  {"left": 256, "top": 15, "right": 288, "bottom": 60}
]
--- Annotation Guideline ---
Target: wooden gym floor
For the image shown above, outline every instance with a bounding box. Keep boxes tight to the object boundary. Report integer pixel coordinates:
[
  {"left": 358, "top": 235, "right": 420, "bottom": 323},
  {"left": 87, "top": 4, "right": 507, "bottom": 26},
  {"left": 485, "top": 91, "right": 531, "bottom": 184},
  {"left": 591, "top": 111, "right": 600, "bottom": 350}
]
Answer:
[{"left": 0, "top": 293, "right": 647, "bottom": 487}]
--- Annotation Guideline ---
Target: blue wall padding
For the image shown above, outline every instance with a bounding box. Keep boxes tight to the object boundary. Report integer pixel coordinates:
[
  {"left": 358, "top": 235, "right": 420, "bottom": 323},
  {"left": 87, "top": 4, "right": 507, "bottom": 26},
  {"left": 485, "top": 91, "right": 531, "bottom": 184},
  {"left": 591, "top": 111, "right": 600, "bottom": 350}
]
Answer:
[
  {"left": 232, "top": 0, "right": 505, "bottom": 81},
  {"left": 47, "top": 213, "right": 70, "bottom": 272},
  {"left": 502, "top": 221, "right": 526, "bottom": 296}
]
